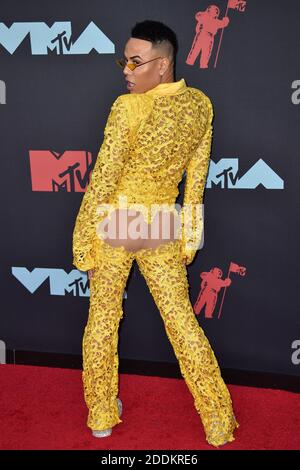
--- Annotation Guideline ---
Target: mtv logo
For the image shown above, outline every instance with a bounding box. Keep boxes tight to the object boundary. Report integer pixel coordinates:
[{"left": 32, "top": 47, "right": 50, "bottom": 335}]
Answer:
[
  {"left": 207, "top": 158, "right": 284, "bottom": 189},
  {"left": 29, "top": 150, "right": 93, "bottom": 192},
  {"left": 229, "top": 0, "right": 247, "bottom": 12}
]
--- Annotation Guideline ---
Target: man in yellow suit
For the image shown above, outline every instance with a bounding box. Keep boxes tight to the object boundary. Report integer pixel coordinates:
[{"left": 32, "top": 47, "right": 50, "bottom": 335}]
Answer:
[{"left": 72, "top": 20, "right": 239, "bottom": 447}]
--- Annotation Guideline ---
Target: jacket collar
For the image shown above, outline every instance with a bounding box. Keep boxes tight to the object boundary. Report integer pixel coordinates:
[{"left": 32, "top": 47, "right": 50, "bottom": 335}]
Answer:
[{"left": 144, "top": 78, "right": 187, "bottom": 96}]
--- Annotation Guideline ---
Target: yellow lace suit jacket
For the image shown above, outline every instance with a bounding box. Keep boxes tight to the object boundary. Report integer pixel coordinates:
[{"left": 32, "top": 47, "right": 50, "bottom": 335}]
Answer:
[{"left": 72, "top": 78, "right": 214, "bottom": 271}]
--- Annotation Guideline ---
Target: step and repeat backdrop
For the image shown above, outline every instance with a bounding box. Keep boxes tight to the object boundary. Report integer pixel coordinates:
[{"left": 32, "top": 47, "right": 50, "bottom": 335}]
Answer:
[{"left": 0, "top": 0, "right": 299, "bottom": 378}]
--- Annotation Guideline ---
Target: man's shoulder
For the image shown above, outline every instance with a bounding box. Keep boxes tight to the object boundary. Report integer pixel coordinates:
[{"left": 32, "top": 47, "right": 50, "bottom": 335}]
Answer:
[
  {"left": 186, "top": 86, "right": 213, "bottom": 107},
  {"left": 113, "top": 93, "right": 144, "bottom": 104},
  {"left": 111, "top": 92, "right": 147, "bottom": 111},
  {"left": 110, "top": 93, "right": 130, "bottom": 108}
]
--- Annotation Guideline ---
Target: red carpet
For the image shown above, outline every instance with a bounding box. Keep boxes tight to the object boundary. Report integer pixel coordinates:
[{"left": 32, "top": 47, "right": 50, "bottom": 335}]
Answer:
[{"left": 0, "top": 364, "right": 299, "bottom": 450}]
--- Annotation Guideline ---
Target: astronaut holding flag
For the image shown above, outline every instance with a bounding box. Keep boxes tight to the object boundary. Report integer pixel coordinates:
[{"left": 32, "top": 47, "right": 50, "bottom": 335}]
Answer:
[{"left": 186, "top": 1, "right": 247, "bottom": 69}]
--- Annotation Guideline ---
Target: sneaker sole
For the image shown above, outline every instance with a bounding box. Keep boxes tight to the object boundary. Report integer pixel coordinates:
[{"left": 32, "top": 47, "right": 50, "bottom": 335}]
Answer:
[{"left": 92, "top": 398, "right": 122, "bottom": 438}]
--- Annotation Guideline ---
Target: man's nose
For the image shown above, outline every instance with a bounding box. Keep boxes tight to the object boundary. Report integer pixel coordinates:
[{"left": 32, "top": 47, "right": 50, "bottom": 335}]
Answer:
[{"left": 123, "top": 64, "right": 133, "bottom": 76}]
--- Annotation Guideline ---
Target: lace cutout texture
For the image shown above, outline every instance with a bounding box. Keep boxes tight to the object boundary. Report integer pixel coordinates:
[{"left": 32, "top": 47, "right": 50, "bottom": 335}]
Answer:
[
  {"left": 73, "top": 83, "right": 213, "bottom": 270},
  {"left": 82, "top": 237, "right": 239, "bottom": 446},
  {"left": 73, "top": 80, "right": 239, "bottom": 446}
]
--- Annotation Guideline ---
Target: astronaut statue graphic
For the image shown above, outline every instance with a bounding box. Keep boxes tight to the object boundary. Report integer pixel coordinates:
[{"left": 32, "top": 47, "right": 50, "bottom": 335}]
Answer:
[
  {"left": 194, "top": 261, "right": 246, "bottom": 318},
  {"left": 194, "top": 267, "right": 232, "bottom": 318},
  {"left": 186, "top": 5, "right": 230, "bottom": 69}
]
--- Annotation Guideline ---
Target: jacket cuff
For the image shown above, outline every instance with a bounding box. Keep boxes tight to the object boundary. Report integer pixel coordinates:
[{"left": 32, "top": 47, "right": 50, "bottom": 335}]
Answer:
[{"left": 72, "top": 252, "right": 95, "bottom": 272}]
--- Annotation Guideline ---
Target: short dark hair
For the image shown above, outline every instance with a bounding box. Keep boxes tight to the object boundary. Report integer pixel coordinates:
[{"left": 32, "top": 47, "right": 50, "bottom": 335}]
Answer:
[{"left": 131, "top": 20, "right": 178, "bottom": 76}]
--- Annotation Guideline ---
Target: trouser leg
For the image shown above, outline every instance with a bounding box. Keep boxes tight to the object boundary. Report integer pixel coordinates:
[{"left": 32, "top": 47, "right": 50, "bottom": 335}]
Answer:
[
  {"left": 135, "top": 239, "right": 239, "bottom": 446},
  {"left": 82, "top": 238, "right": 134, "bottom": 430}
]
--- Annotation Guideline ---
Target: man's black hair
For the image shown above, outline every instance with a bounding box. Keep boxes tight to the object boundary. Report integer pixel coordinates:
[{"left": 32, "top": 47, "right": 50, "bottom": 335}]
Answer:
[{"left": 131, "top": 20, "right": 178, "bottom": 78}]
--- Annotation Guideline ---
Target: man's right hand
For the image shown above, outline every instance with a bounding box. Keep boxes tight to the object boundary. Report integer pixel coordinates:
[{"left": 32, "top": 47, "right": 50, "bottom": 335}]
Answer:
[{"left": 88, "top": 269, "right": 95, "bottom": 280}]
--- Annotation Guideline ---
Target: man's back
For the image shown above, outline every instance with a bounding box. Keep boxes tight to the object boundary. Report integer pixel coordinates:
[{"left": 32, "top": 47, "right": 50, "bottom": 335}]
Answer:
[
  {"left": 109, "top": 78, "right": 213, "bottom": 208},
  {"left": 72, "top": 78, "right": 214, "bottom": 270}
]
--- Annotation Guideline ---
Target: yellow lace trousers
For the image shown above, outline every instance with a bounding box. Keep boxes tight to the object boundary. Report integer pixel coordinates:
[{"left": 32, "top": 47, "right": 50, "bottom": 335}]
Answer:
[{"left": 82, "top": 236, "right": 239, "bottom": 447}]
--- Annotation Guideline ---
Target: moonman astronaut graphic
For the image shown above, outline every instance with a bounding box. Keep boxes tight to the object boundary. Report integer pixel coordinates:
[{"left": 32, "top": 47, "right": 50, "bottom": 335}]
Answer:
[
  {"left": 186, "top": 5, "right": 230, "bottom": 69},
  {"left": 194, "top": 267, "right": 232, "bottom": 318}
]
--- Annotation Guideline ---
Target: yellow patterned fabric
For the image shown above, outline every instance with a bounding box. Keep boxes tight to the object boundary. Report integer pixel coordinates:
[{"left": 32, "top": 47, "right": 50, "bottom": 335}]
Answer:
[
  {"left": 73, "top": 78, "right": 213, "bottom": 270},
  {"left": 83, "top": 237, "right": 239, "bottom": 447},
  {"left": 73, "top": 78, "right": 239, "bottom": 446}
]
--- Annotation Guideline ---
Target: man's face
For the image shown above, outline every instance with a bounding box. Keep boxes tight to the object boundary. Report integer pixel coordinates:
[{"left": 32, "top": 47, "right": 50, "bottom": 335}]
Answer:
[{"left": 123, "top": 38, "right": 164, "bottom": 94}]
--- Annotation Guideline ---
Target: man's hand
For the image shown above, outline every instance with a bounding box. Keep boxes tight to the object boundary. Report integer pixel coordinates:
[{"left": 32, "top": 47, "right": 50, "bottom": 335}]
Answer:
[
  {"left": 181, "top": 248, "right": 197, "bottom": 266},
  {"left": 88, "top": 269, "right": 95, "bottom": 280}
]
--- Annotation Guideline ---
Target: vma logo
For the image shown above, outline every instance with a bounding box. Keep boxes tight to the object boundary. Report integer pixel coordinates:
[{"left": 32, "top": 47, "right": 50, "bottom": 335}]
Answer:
[
  {"left": 29, "top": 150, "right": 93, "bottom": 192},
  {"left": 0, "top": 21, "right": 114, "bottom": 55},
  {"left": 12, "top": 267, "right": 91, "bottom": 297},
  {"left": 207, "top": 158, "right": 284, "bottom": 189},
  {"left": 11, "top": 268, "right": 128, "bottom": 298},
  {"left": 31, "top": 153, "right": 283, "bottom": 193},
  {"left": 186, "top": 0, "right": 247, "bottom": 69}
]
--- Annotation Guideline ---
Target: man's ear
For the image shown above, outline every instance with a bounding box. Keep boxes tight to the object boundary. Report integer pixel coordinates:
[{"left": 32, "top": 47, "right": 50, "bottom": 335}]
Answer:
[{"left": 160, "top": 56, "right": 171, "bottom": 75}]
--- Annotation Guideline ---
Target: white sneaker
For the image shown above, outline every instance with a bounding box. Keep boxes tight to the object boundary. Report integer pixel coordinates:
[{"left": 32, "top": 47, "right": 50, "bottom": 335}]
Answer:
[
  {"left": 92, "top": 398, "right": 123, "bottom": 438},
  {"left": 116, "top": 397, "right": 122, "bottom": 417},
  {"left": 92, "top": 427, "right": 112, "bottom": 438}
]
